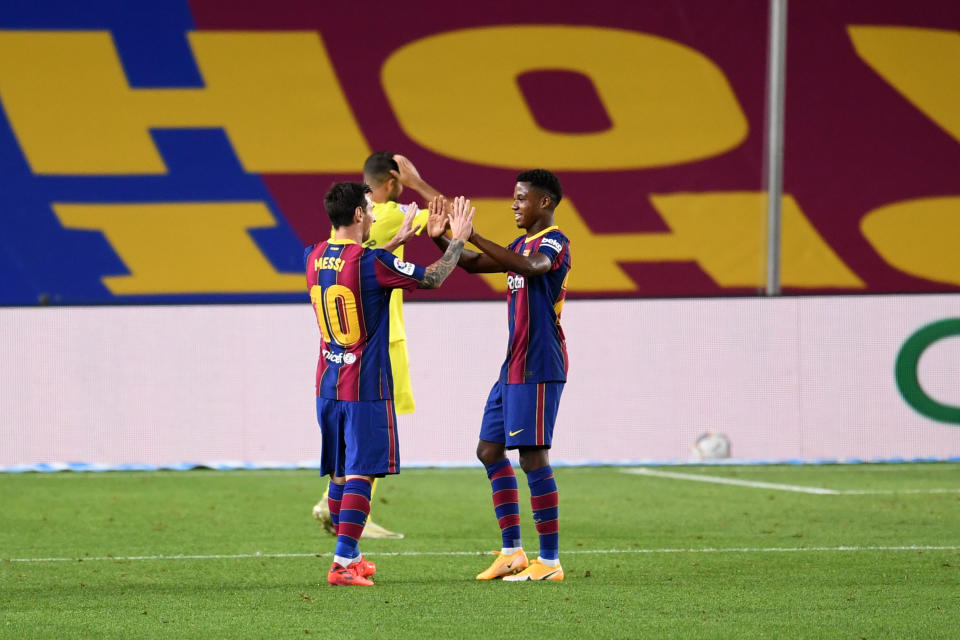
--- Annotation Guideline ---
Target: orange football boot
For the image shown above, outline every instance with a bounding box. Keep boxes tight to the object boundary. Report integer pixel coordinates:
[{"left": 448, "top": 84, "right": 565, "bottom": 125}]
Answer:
[
  {"left": 353, "top": 555, "right": 376, "bottom": 578},
  {"left": 327, "top": 562, "right": 374, "bottom": 586},
  {"left": 476, "top": 549, "right": 529, "bottom": 580},
  {"left": 503, "top": 559, "right": 564, "bottom": 581}
]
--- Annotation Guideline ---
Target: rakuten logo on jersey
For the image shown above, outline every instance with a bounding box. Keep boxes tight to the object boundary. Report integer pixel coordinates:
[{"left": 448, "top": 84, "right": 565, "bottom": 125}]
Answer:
[
  {"left": 507, "top": 274, "right": 526, "bottom": 292},
  {"left": 323, "top": 349, "right": 357, "bottom": 365}
]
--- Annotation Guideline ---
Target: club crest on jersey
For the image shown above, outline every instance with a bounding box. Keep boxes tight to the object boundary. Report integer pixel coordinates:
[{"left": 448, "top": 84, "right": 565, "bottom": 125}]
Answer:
[
  {"left": 393, "top": 257, "right": 416, "bottom": 276},
  {"left": 507, "top": 274, "right": 526, "bottom": 291}
]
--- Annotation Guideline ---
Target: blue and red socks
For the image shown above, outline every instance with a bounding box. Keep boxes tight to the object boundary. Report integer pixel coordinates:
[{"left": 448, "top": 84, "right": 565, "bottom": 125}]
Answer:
[
  {"left": 327, "top": 481, "right": 345, "bottom": 534},
  {"left": 485, "top": 459, "right": 522, "bottom": 551},
  {"left": 333, "top": 477, "right": 371, "bottom": 566},
  {"left": 527, "top": 465, "right": 559, "bottom": 562}
]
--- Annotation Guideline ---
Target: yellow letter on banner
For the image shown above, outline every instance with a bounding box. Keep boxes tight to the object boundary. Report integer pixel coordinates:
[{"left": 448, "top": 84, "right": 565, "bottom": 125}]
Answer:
[
  {"left": 651, "top": 193, "right": 865, "bottom": 289},
  {"left": 861, "top": 197, "right": 960, "bottom": 286},
  {"left": 382, "top": 26, "right": 747, "bottom": 170},
  {"left": 473, "top": 194, "right": 863, "bottom": 292},
  {"left": 0, "top": 31, "right": 369, "bottom": 174},
  {"left": 53, "top": 203, "right": 303, "bottom": 294},
  {"left": 849, "top": 26, "right": 960, "bottom": 143}
]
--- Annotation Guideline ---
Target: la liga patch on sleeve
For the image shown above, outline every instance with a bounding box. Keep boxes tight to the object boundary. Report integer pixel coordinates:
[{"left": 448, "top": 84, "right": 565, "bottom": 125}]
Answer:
[{"left": 393, "top": 258, "right": 416, "bottom": 276}]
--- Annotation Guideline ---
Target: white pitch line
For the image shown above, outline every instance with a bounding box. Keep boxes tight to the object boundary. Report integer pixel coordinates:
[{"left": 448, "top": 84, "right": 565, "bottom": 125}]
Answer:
[
  {"left": 6, "top": 545, "right": 959, "bottom": 564},
  {"left": 622, "top": 468, "right": 840, "bottom": 494},
  {"left": 835, "top": 488, "right": 960, "bottom": 495},
  {"left": 621, "top": 468, "right": 960, "bottom": 495}
]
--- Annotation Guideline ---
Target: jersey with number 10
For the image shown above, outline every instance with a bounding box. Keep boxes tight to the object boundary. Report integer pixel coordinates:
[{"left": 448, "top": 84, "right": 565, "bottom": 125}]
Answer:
[
  {"left": 305, "top": 239, "right": 425, "bottom": 401},
  {"left": 500, "top": 226, "right": 571, "bottom": 384}
]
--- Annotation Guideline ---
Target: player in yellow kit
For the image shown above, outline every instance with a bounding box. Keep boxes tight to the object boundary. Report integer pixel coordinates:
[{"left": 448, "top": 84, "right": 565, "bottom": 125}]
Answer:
[{"left": 312, "top": 152, "right": 441, "bottom": 539}]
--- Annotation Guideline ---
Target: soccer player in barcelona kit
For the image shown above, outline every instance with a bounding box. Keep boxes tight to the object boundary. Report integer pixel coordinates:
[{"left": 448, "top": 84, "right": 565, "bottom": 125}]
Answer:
[
  {"left": 305, "top": 182, "right": 473, "bottom": 586},
  {"left": 312, "top": 152, "right": 443, "bottom": 540},
  {"left": 430, "top": 169, "right": 571, "bottom": 581}
]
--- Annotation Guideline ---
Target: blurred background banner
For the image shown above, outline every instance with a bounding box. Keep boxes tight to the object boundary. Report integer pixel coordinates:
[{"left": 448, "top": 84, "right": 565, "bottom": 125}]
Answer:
[
  {"left": 1, "top": 0, "right": 958, "bottom": 305},
  {"left": 1, "top": 1, "right": 958, "bottom": 468},
  {"left": 2, "top": 295, "right": 959, "bottom": 469}
]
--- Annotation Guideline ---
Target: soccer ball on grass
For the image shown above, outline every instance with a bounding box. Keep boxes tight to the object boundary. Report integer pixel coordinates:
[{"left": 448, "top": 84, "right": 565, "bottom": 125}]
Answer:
[{"left": 691, "top": 432, "right": 731, "bottom": 460}]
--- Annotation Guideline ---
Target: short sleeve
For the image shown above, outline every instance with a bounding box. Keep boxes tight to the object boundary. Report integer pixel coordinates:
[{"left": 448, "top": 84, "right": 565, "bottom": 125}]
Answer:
[
  {"left": 536, "top": 231, "right": 568, "bottom": 264},
  {"left": 372, "top": 248, "right": 425, "bottom": 291},
  {"left": 303, "top": 245, "right": 315, "bottom": 268}
]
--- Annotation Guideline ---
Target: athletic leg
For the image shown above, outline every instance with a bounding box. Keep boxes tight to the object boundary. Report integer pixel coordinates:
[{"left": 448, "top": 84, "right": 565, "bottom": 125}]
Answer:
[{"left": 327, "top": 474, "right": 376, "bottom": 587}]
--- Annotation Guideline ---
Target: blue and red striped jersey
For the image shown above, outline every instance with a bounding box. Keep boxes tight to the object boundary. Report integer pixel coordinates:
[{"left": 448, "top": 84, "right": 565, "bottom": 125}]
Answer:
[
  {"left": 500, "top": 226, "right": 571, "bottom": 384},
  {"left": 304, "top": 239, "right": 425, "bottom": 401}
]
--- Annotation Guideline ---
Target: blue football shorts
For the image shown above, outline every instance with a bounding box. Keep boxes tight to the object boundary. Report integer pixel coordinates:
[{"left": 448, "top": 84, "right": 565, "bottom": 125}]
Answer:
[
  {"left": 479, "top": 380, "right": 565, "bottom": 449},
  {"left": 315, "top": 397, "right": 399, "bottom": 477}
]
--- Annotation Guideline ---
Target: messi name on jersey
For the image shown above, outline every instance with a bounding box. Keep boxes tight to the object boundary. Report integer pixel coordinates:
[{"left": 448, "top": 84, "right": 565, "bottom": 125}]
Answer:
[{"left": 305, "top": 240, "right": 425, "bottom": 401}]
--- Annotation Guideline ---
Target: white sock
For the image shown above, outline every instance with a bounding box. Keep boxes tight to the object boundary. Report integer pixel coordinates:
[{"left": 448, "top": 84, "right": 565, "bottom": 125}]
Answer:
[
  {"left": 537, "top": 556, "right": 559, "bottom": 567},
  {"left": 501, "top": 546, "right": 522, "bottom": 555},
  {"left": 334, "top": 553, "right": 360, "bottom": 567}
]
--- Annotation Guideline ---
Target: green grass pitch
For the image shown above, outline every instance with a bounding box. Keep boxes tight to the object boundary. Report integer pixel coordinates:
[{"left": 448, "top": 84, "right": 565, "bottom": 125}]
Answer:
[{"left": 2, "top": 464, "right": 958, "bottom": 639}]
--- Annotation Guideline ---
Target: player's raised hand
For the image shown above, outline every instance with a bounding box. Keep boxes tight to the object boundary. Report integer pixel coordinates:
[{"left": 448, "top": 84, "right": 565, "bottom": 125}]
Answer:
[
  {"left": 427, "top": 195, "right": 450, "bottom": 238},
  {"left": 384, "top": 203, "right": 421, "bottom": 250},
  {"left": 448, "top": 196, "right": 475, "bottom": 242},
  {"left": 418, "top": 196, "right": 474, "bottom": 289},
  {"left": 391, "top": 154, "right": 422, "bottom": 188}
]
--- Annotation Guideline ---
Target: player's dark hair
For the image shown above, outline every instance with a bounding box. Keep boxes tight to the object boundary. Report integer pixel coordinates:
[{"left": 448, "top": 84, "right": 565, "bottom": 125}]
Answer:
[
  {"left": 363, "top": 151, "right": 399, "bottom": 187},
  {"left": 517, "top": 168, "right": 562, "bottom": 206},
  {"left": 324, "top": 181, "right": 371, "bottom": 229}
]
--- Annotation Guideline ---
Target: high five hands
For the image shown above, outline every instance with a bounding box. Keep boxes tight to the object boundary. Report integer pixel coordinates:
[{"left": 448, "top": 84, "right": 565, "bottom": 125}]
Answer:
[
  {"left": 383, "top": 202, "right": 423, "bottom": 252},
  {"left": 427, "top": 195, "right": 449, "bottom": 238},
  {"left": 446, "top": 195, "right": 475, "bottom": 243},
  {"left": 429, "top": 195, "right": 474, "bottom": 242}
]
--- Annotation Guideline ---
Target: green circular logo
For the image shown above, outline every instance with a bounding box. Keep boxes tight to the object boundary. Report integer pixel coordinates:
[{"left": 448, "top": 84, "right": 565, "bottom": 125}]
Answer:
[{"left": 895, "top": 318, "right": 960, "bottom": 425}]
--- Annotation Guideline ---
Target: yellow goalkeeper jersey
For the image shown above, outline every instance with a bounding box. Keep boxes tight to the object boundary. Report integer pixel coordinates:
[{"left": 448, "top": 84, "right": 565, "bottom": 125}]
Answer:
[{"left": 367, "top": 201, "right": 429, "bottom": 342}]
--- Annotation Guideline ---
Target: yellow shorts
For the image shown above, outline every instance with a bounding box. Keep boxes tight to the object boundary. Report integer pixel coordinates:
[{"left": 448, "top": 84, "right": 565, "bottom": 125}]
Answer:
[{"left": 389, "top": 339, "right": 415, "bottom": 415}]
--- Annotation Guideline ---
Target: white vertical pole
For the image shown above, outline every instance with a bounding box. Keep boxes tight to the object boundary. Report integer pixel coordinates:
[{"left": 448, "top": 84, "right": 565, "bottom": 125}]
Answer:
[{"left": 765, "top": 0, "right": 788, "bottom": 296}]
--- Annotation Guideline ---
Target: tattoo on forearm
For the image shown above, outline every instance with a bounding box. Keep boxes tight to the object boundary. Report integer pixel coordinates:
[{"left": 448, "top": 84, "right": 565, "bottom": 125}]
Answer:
[{"left": 422, "top": 239, "right": 465, "bottom": 288}]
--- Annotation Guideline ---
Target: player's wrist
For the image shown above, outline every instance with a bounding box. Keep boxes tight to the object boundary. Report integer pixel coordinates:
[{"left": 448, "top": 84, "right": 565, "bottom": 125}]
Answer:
[{"left": 410, "top": 178, "right": 432, "bottom": 195}]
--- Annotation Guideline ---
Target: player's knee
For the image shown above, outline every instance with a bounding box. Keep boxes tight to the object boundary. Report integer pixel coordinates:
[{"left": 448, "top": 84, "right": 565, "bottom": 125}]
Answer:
[
  {"left": 476, "top": 441, "right": 504, "bottom": 466},
  {"left": 518, "top": 448, "right": 549, "bottom": 473},
  {"left": 475, "top": 444, "right": 492, "bottom": 465}
]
